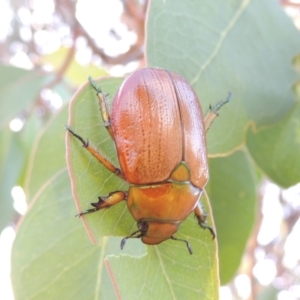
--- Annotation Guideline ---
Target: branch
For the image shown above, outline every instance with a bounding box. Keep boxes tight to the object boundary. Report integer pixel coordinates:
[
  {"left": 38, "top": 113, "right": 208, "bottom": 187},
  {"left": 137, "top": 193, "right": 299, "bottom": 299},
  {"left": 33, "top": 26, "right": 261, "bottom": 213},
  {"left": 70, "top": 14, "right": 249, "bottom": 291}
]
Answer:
[{"left": 74, "top": 0, "right": 147, "bottom": 65}]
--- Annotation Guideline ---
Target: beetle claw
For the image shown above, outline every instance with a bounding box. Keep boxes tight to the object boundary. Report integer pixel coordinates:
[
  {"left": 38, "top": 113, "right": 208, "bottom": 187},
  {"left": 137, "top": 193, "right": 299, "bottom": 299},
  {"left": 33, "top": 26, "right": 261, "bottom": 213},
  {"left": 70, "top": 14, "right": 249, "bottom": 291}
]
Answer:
[
  {"left": 210, "top": 92, "right": 232, "bottom": 114},
  {"left": 88, "top": 76, "right": 102, "bottom": 94},
  {"left": 75, "top": 208, "right": 97, "bottom": 217},
  {"left": 65, "top": 125, "right": 89, "bottom": 147},
  {"left": 199, "top": 222, "right": 216, "bottom": 240},
  {"left": 120, "top": 237, "right": 127, "bottom": 250},
  {"left": 120, "top": 230, "right": 143, "bottom": 250},
  {"left": 89, "top": 196, "right": 110, "bottom": 209}
]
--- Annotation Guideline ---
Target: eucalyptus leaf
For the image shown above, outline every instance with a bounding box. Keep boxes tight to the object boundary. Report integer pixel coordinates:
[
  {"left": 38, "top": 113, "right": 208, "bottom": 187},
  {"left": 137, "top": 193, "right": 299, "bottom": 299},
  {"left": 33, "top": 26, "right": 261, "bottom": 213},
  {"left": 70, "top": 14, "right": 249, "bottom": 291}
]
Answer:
[
  {"left": 0, "top": 64, "right": 50, "bottom": 127},
  {"left": 207, "top": 150, "right": 257, "bottom": 284},
  {"left": 0, "top": 128, "right": 25, "bottom": 231},
  {"left": 12, "top": 170, "right": 118, "bottom": 300},
  {"left": 147, "top": 0, "right": 300, "bottom": 154},
  {"left": 247, "top": 102, "right": 300, "bottom": 188},
  {"left": 23, "top": 104, "right": 69, "bottom": 200}
]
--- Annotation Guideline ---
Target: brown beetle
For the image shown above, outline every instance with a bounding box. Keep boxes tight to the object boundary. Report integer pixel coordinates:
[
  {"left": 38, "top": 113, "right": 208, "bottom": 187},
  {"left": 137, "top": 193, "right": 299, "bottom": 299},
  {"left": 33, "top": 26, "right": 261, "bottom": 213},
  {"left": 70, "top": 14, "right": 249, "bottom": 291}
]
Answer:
[{"left": 66, "top": 68, "right": 230, "bottom": 253}]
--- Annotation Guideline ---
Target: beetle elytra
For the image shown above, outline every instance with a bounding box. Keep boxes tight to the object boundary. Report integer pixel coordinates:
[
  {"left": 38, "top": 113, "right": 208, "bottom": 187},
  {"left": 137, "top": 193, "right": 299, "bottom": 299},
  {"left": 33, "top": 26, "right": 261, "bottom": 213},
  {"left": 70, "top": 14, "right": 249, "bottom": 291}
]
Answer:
[{"left": 66, "top": 68, "right": 230, "bottom": 254}]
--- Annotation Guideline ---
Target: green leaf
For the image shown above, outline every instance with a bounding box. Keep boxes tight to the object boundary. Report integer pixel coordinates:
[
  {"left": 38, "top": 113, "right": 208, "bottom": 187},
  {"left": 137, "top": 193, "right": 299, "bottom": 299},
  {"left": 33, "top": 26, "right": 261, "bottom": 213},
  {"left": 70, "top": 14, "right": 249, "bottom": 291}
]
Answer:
[
  {"left": 23, "top": 104, "right": 69, "bottom": 200},
  {"left": 18, "top": 112, "right": 44, "bottom": 161},
  {"left": 0, "top": 127, "right": 25, "bottom": 231},
  {"left": 146, "top": 0, "right": 300, "bottom": 284},
  {"left": 12, "top": 100, "right": 145, "bottom": 299},
  {"left": 11, "top": 170, "right": 117, "bottom": 299},
  {"left": 247, "top": 102, "right": 300, "bottom": 188},
  {"left": 39, "top": 47, "right": 108, "bottom": 86},
  {"left": 66, "top": 77, "right": 219, "bottom": 299},
  {"left": 207, "top": 150, "right": 257, "bottom": 284},
  {"left": 0, "top": 64, "right": 49, "bottom": 127},
  {"left": 146, "top": 0, "right": 300, "bottom": 154},
  {"left": 107, "top": 217, "right": 219, "bottom": 300},
  {"left": 12, "top": 1, "right": 300, "bottom": 299}
]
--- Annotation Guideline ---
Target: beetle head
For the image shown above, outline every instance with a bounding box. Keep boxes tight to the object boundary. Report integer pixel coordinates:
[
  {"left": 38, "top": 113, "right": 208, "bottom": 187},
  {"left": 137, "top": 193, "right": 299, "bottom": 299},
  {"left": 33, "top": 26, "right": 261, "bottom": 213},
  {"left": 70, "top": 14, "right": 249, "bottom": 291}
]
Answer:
[
  {"left": 120, "top": 220, "right": 193, "bottom": 254},
  {"left": 137, "top": 220, "right": 179, "bottom": 245},
  {"left": 120, "top": 219, "right": 190, "bottom": 247},
  {"left": 120, "top": 220, "right": 179, "bottom": 246}
]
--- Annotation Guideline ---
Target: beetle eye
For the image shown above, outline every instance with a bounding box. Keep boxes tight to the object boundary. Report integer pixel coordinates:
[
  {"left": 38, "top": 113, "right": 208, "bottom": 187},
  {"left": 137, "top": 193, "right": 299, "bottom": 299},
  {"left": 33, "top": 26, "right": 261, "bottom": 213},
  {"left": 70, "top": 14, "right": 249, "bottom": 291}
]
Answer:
[{"left": 137, "top": 220, "right": 149, "bottom": 233}]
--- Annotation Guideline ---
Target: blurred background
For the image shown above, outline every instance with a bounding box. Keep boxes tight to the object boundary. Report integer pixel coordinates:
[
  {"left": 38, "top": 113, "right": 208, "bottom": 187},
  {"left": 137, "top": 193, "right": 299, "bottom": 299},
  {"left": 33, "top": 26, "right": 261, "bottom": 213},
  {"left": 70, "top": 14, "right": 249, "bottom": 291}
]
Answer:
[{"left": 0, "top": 0, "right": 300, "bottom": 299}]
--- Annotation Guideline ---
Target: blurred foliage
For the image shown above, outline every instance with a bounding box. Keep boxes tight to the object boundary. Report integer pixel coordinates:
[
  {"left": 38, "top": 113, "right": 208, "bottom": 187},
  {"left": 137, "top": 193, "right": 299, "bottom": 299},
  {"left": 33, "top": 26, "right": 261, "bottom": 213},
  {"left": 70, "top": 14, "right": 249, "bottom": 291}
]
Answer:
[{"left": 38, "top": 47, "right": 108, "bottom": 86}]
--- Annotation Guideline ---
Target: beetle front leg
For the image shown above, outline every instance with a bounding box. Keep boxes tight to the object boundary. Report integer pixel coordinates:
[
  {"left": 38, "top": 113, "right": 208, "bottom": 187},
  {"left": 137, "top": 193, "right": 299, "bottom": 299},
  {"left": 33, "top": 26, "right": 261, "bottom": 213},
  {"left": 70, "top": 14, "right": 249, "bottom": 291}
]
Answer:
[
  {"left": 204, "top": 93, "right": 231, "bottom": 131},
  {"left": 88, "top": 76, "right": 114, "bottom": 139},
  {"left": 77, "top": 191, "right": 128, "bottom": 217},
  {"left": 66, "top": 126, "right": 125, "bottom": 179},
  {"left": 194, "top": 202, "right": 216, "bottom": 239}
]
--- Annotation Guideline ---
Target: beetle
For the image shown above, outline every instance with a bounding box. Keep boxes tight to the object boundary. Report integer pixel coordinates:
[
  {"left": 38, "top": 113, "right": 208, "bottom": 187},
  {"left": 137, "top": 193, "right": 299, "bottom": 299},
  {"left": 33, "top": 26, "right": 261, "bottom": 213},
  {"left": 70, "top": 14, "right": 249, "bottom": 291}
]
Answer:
[{"left": 66, "top": 67, "right": 230, "bottom": 254}]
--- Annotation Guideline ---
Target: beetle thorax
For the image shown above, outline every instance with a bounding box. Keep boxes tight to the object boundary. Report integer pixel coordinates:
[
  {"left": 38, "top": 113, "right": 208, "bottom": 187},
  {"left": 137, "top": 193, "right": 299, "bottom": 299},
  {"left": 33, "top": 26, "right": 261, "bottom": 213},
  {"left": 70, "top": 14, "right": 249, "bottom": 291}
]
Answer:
[
  {"left": 127, "top": 181, "right": 201, "bottom": 224},
  {"left": 126, "top": 180, "right": 201, "bottom": 245}
]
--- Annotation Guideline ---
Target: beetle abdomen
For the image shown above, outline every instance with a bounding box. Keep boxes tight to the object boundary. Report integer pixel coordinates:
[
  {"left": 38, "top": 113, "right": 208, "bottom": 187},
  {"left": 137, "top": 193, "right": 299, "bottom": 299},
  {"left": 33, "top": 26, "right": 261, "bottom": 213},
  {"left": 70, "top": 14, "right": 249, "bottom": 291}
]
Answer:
[{"left": 111, "top": 68, "right": 208, "bottom": 188}]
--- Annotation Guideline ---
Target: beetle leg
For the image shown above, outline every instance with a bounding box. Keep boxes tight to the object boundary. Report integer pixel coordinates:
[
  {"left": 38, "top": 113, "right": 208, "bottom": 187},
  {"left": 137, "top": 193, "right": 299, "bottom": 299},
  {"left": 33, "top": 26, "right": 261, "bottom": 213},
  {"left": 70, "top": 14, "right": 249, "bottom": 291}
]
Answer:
[
  {"left": 120, "top": 230, "right": 143, "bottom": 250},
  {"left": 88, "top": 76, "right": 114, "bottom": 139},
  {"left": 204, "top": 92, "right": 231, "bottom": 131},
  {"left": 194, "top": 202, "right": 216, "bottom": 239},
  {"left": 66, "top": 126, "right": 125, "bottom": 179},
  {"left": 170, "top": 236, "right": 193, "bottom": 254},
  {"left": 76, "top": 191, "right": 127, "bottom": 217}
]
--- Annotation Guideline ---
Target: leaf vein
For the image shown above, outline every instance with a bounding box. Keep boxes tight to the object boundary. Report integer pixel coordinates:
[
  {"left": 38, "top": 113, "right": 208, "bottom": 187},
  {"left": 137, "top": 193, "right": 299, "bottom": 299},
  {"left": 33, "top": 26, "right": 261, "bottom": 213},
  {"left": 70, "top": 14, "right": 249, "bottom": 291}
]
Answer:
[{"left": 191, "top": 0, "right": 252, "bottom": 85}]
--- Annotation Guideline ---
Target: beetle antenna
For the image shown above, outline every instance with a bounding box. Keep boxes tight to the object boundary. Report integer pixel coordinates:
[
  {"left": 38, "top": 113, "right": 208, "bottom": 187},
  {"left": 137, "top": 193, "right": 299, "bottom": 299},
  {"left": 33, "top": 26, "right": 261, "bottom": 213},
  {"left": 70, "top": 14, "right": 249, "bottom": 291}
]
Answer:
[
  {"left": 171, "top": 236, "right": 193, "bottom": 254},
  {"left": 120, "top": 230, "right": 143, "bottom": 250}
]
